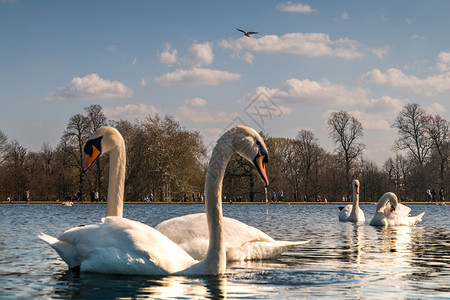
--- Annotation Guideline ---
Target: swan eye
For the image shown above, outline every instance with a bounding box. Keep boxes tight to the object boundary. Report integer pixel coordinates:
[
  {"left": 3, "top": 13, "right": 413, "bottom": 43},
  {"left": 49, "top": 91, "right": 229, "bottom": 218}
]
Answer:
[{"left": 84, "top": 136, "right": 103, "bottom": 156}]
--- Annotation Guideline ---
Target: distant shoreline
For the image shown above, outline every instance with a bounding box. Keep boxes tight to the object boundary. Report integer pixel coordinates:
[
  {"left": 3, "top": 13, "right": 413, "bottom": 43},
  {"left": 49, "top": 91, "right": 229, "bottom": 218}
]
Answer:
[{"left": 0, "top": 201, "right": 445, "bottom": 205}]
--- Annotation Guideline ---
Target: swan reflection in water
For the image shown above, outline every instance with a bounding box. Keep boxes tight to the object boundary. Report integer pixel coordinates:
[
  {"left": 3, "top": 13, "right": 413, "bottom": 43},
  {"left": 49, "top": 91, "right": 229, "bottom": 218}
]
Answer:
[
  {"left": 367, "top": 225, "right": 422, "bottom": 293},
  {"left": 339, "top": 224, "right": 365, "bottom": 266},
  {"left": 54, "top": 271, "right": 227, "bottom": 299}
]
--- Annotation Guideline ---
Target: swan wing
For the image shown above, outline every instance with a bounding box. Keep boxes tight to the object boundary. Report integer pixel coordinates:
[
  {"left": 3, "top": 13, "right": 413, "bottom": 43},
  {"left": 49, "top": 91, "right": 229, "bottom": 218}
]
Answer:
[
  {"left": 410, "top": 212, "right": 425, "bottom": 224},
  {"left": 40, "top": 217, "right": 196, "bottom": 275},
  {"left": 338, "top": 205, "right": 352, "bottom": 221},
  {"left": 387, "top": 210, "right": 425, "bottom": 226},
  {"left": 227, "top": 240, "right": 309, "bottom": 261},
  {"left": 156, "top": 213, "right": 308, "bottom": 261},
  {"left": 394, "top": 203, "right": 412, "bottom": 216}
]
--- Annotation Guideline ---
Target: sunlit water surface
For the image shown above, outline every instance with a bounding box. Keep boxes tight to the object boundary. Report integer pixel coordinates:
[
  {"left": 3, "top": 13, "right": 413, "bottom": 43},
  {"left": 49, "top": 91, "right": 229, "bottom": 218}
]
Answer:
[{"left": 1, "top": 203, "right": 449, "bottom": 299}]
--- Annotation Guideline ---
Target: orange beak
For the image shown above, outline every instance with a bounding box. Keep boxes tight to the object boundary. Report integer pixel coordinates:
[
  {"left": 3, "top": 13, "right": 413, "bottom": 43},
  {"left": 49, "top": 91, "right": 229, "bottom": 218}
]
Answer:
[
  {"left": 83, "top": 145, "right": 100, "bottom": 172},
  {"left": 254, "top": 155, "right": 269, "bottom": 187}
]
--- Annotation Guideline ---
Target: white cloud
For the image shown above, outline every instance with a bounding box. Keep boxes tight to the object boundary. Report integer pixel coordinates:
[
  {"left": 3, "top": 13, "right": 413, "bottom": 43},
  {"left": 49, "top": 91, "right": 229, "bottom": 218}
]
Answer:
[
  {"left": 155, "top": 68, "right": 242, "bottom": 87},
  {"left": 45, "top": 73, "right": 133, "bottom": 101},
  {"left": 220, "top": 33, "right": 363, "bottom": 59},
  {"left": 231, "top": 52, "right": 255, "bottom": 64},
  {"left": 106, "top": 45, "right": 117, "bottom": 53},
  {"left": 436, "top": 52, "right": 450, "bottom": 72},
  {"left": 425, "top": 102, "right": 446, "bottom": 115},
  {"left": 158, "top": 43, "right": 178, "bottom": 65},
  {"left": 354, "top": 96, "right": 405, "bottom": 130},
  {"left": 177, "top": 96, "right": 238, "bottom": 124},
  {"left": 324, "top": 97, "right": 404, "bottom": 131},
  {"left": 370, "top": 45, "right": 389, "bottom": 59},
  {"left": 176, "top": 105, "right": 238, "bottom": 124},
  {"left": 185, "top": 97, "right": 207, "bottom": 107},
  {"left": 104, "top": 103, "right": 159, "bottom": 121},
  {"left": 350, "top": 110, "right": 391, "bottom": 130},
  {"left": 273, "top": 78, "right": 369, "bottom": 106},
  {"left": 276, "top": 2, "right": 318, "bottom": 13},
  {"left": 159, "top": 42, "right": 213, "bottom": 67},
  {"left": 340, "top": 11, "right": 349, "bottom": 20},
  {"left": 140, "top": 77, "right": 147, "bottom": 86},
  {"left": 189, "top": 42, "right": 214, "bottom": 67},
  {"left": 404, "top": 59, "right": 429, "bottom": 71},
  {"left": 411, "top": 34, "right": 426, "bottom": 40},
  {"left": 360, "top": 68, "right": 450, "bottom": 96},
  {"left": 132, "top": 57, "right": 137, "bottom": 65},
  {"left": 366, "top": 96, "right": 405, "bottom": 115},
  {"left": 252, "top": 79, "right": 404, "bottom": 131}
]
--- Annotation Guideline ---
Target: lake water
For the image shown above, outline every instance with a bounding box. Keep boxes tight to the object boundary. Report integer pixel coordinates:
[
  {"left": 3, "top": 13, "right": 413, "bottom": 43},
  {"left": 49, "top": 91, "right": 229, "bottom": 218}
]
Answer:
[{"left": 1, "top": 203, "right": 449, "bottom": 299}]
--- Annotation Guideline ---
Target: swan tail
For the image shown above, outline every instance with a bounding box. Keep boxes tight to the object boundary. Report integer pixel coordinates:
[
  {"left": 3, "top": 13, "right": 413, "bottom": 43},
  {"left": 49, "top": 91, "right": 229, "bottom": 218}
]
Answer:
[
  {"left": 227, "top": 240, "right": 309, "bottom": 261},
  {"left": 38, "top": 232, "right": 59, "bottom": 245},
  {"left": 38, "top": 232, "right": 80, "bottom": 269},
  {"left": 412, "top": 212, "right": 425, "bottom": 224}
]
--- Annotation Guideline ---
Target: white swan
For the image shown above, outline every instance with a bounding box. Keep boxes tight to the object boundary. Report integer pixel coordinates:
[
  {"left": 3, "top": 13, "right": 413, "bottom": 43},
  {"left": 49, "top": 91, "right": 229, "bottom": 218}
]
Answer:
[
  {"left": 156, "top": 129, "right": 308, "bottom": 261},
  {"left": 339, "top": 179, "right": 365, "bottom": 223},
  {"left": 39, "top": 125, "right": 271, "bottom": 275},
  {"left": 369, "top": 192, "right": 425, "bottom": 226}
]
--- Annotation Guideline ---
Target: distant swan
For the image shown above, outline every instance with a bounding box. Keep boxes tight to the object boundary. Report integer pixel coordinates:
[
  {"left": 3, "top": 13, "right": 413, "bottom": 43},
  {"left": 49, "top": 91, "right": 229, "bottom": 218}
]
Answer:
[
  {"left": 339, "top": 179, "right": 365, "bottom": 223},
  {"left": 369, "top": 192, "right": 425, "bottom": 226},
  {"left": 39, "top": 126, "right": 271, "bottom": 275}
]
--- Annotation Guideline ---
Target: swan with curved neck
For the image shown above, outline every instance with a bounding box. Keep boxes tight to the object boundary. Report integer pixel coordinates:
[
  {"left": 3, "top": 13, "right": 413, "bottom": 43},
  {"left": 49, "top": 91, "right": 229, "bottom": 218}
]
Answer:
[
  {"left": 156, "top": 128, "right": 308, "bottom": 261},
  {"left": 82, "top": 127, "right": 125, "bottom": 217},
  {"left": 339, "top": 179, "right": 365, "bottom": 223},
  {"left": 370, "top": 192, "right": 424, "bottom": 226},
  {"left": 39, "top": 125, "right": 270, "bottom": 275}
]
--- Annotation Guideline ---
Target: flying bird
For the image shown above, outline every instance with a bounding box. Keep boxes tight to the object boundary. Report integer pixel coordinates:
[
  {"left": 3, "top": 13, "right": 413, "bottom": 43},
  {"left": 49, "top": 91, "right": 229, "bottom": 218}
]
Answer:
[{"left": 237, "top": 28, "right": 258, "bottom": 37}]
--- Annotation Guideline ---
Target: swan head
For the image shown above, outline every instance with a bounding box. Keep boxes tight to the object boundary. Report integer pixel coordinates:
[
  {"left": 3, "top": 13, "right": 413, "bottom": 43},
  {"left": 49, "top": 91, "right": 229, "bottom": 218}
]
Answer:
[
  {"left": 388, "top": 192, "right": 398, "bottom": 212},
  {"left": 82, "top": 126, "right": 124, "bottom": 171},
  {"left": 221, "top": 126, "right": 269, "bottom": 186},
  {"left": 353, "top": 179, "right": 360, "bottom": 195}
]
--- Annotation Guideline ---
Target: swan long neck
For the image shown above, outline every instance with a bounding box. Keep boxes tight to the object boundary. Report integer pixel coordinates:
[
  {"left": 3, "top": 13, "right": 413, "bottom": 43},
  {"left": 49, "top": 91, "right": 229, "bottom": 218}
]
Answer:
[
  {"left": 350, "top": 185, "right": 359, "bottom": 217},
  {"left": 376, "top": 192, "right": 397, "bottom": 213},
  {"left": 106, "top": 141, "right": 126, "bottom": 217},
  {"left": 203, "top": 137, "right": 232, "bottom": 273}
]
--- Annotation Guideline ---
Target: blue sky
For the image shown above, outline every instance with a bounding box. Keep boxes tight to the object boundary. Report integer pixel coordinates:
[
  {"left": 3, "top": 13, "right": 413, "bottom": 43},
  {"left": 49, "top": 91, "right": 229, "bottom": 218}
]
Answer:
[{"left": 2, "top": 0, "right": 450, "bottom": 165}]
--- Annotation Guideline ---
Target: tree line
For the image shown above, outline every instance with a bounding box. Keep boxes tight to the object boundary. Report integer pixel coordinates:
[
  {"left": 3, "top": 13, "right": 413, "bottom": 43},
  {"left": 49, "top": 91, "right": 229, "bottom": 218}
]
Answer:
[{"left": 0, "top": 103, "right": 449, "bottom": 203}]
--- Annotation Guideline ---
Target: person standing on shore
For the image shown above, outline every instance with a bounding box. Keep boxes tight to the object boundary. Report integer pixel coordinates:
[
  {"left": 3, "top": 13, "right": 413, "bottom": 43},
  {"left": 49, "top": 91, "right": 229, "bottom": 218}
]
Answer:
[
  {"left": 431, "top": 188, "right": 437, "bottom": 202},
  {"left": 426, "top": 188, "right": 432, "bottom": 202}
]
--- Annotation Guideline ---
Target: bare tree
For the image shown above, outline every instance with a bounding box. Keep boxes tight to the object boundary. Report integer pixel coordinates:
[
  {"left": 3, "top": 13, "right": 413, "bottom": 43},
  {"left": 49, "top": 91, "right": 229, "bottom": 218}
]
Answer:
[
  {"left": 54, "top": 139, "right": 77, "bottom": 201},
  {"left": 62, "top": 114, "right": 90, "bottom": 200},
  {"left": 4, "top": 140, "right": 28, "bottom": 200},
  {"left": 327, "top": 111, "right": 365, "bottom": 187},
  {"left": 295, "top": 130, "right": 321, "bottom": 201},
  {"left": 0, "top": 129, "right": 8, "bottom": 164},
  {"left": 84, "top": 105, "right": 108, "bottom": 199},
  {"left": 426, "top": 114, "right": 450, "bottom": 190},
  {"left": 392, "top": 103, "right": 432, "bottom": 166},
  {"left": 85, "top": 104, "right": 107, "bottom": 133}
]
